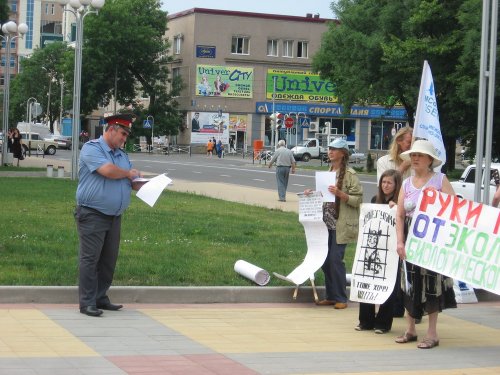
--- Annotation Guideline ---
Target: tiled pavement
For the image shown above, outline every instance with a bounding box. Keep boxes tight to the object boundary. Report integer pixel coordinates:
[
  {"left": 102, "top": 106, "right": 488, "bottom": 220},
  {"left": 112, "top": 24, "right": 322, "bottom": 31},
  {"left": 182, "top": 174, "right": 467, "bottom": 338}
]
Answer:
[{"left": 1, "top": 302, "right": 499, "bottom": 375}]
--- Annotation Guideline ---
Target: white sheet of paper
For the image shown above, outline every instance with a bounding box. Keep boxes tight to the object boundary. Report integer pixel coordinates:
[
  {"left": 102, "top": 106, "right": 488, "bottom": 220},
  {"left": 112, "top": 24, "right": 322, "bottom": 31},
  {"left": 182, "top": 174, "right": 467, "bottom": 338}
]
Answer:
[
  {"left": 135, "top": 174, "right": 172, "bottom": 207},
  {"left": 315, "top": 171, "right": 336, "bottom": 202}
]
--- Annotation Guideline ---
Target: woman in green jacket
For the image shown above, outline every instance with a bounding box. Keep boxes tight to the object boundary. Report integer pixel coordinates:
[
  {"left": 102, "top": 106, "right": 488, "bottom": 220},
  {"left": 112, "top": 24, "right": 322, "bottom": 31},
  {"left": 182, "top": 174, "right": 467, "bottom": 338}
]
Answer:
[{"left": 306, "top": 138, "right": 363, "bottom": 309}]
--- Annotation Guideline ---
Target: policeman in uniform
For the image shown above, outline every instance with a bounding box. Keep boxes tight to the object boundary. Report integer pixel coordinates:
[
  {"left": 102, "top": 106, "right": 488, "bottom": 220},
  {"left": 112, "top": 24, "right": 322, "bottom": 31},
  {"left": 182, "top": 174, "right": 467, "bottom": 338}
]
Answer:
[{"left": 75, "top": 114, "right": 143, "bottom": 317}]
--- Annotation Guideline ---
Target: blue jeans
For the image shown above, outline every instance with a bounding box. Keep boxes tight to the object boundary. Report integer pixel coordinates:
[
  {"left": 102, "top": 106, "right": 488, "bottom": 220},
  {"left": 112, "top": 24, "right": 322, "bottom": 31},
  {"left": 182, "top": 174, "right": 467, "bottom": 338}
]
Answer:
[{"left": 322, "top": 229, "right": 347, "bottom": 303}]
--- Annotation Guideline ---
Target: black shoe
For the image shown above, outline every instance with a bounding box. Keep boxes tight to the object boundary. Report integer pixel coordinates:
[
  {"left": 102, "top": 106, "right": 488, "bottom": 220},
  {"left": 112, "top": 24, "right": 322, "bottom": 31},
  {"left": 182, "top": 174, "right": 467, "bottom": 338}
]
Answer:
[
  {"left": 97, "top": 302, "right": 123, "bottom": 311},
  {"left": 80, "top": 306, "right": 103, "bottom": 317}
]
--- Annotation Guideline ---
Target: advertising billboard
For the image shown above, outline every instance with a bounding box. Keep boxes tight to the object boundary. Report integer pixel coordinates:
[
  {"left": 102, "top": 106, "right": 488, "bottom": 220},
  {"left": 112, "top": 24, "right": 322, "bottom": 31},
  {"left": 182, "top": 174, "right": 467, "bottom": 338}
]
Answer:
[{"left": 196, "top": 65, "right": 253, "bottom": 98}]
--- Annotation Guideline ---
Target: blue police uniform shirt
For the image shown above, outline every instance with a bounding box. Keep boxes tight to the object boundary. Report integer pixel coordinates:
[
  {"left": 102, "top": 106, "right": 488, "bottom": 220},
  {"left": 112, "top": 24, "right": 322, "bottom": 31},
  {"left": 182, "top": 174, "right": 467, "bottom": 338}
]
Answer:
[{"left": 76, "top": 136, "right": 132, "bottom": 216}]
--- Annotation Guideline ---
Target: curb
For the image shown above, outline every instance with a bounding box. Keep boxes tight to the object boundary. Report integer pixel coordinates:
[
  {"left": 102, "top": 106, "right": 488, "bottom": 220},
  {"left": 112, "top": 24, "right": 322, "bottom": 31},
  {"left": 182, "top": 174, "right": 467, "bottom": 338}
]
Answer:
[{"left": 0, "top": 286, "right": 497, "bottom": 304}]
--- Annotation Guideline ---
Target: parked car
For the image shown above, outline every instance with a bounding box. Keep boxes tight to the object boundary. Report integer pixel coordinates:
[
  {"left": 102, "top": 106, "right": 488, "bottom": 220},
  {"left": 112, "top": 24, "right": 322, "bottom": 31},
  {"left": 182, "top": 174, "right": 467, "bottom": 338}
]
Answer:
[
  {"left": 450, "top": 163, "right": 500, "bottom": 205},
  {"left": 43, "top": 134, "right": 72, "bottom": 149},
  {"left": 349, "top": 148, "right": 366, "bottom": 163},
  {"left": 20, "top": 132, "right": 58, "bottom": 155}
]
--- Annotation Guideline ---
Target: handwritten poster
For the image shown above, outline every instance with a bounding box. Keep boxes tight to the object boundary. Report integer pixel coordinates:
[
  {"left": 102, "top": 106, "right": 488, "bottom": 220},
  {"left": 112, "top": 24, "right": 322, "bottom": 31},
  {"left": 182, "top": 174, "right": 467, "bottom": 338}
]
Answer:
[
  {"left": 350, "top": 204, "right": 399, "bottom": 304},
  {"left": 406, "top": 188, "right": 500, "bottom": 295}
]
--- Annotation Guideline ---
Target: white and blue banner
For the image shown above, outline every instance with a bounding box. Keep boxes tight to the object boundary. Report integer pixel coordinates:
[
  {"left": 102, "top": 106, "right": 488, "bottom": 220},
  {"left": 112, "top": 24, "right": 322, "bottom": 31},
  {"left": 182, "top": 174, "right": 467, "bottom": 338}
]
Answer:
[{"left": 413, "top": 60, "right": 446, "bottom": 169}]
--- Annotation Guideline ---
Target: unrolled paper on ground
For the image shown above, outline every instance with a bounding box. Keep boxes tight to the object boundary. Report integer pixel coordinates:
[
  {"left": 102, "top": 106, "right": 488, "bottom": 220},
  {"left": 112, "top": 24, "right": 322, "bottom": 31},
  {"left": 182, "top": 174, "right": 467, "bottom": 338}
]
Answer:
[
  {"left": 234, "top": 260, "right": 270, "bottom": 286},
  {"left": 274, "top": 192, "right": 328, "bottom": 285}
]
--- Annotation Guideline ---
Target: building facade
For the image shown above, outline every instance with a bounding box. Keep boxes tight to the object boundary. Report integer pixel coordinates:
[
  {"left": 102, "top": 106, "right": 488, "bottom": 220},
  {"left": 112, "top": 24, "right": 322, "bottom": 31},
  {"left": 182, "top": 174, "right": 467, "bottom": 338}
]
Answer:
[
  {"left": 1, "top": 0, "right": 42, "bottom": 87},
  {"left": 166, "top": 8, "right": 408, "bottom": 153}
]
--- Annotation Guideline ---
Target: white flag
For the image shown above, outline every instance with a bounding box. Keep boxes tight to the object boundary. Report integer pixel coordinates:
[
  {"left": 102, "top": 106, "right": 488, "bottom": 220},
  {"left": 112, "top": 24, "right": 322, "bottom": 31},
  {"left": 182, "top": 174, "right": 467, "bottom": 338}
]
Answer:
[{"left": 413, "top": 60, "right": 446, "bottom": 170}]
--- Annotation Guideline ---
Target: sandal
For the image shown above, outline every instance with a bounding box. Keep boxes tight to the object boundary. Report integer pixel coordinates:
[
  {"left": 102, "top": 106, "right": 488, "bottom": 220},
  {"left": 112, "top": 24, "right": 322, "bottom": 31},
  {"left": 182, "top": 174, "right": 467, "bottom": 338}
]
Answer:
[
  {"left": 417, "top": 338, "right": 439, "bottom": 349},
  {"left": 395, "top": 332, "right": 418, "bottom": 344}
]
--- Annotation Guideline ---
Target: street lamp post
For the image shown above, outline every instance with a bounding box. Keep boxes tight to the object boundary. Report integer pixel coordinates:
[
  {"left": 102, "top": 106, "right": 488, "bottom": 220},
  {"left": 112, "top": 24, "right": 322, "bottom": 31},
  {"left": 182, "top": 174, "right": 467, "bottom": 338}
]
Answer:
[
  {"left": 146, "top": 115, "right": 154, "bottom": 146},
  {"left": 57, "top": 0, "right": 105, "bottom": 180},
  {"left": 1, "top": 21, "right": 28, "bottom": 165},
  {"left": 26, "top": 97, "right": 38, "bottom": 135}
]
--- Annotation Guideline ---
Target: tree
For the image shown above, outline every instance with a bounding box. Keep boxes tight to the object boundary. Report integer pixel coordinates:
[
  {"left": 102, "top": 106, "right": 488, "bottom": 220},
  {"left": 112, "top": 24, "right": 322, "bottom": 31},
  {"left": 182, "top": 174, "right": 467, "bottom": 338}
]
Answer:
[
  {"left": 9, "top": 42, "right": 72, "bottom": 132},
  {"left": 453, "top": 0, "right": 500, "bottom": 161},
  {"left": 313, "top": 0, "right": 468, "bottom": 170},
  {"left": 0, "top": 0, "right": 9, "bottom": 24},
  {"left": 82, "top": 0, "right": 183, "bottom": 138},
  {"left": 9, "top": 0, "right": 183, "bottom": 139}
]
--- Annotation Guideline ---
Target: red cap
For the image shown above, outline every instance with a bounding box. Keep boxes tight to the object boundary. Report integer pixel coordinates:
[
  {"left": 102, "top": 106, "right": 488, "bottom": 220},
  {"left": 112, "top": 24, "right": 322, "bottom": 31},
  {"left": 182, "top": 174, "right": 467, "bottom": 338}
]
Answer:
[{"left": 105, "top": 114, "right": 135, "bottom": 132}]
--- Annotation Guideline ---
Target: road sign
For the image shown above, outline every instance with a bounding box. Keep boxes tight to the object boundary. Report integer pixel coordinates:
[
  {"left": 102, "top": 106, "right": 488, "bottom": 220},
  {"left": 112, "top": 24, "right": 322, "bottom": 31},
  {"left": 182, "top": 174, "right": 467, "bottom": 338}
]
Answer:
[
  {"left": 143, "top": 120, "right": 152, "bottom": 129},
  {"left": 299, "top": 118, "right": 311, "bottom": 128},
  {"left": 285, "top": 117, "right": 294, "bottom": 128}
]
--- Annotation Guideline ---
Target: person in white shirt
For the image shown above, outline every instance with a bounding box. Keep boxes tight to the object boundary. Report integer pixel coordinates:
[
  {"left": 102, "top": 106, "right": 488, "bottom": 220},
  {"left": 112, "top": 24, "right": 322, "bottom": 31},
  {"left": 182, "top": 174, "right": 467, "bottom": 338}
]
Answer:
[{"left": 377, "top": 127, "right": 413, "bottom": 184}]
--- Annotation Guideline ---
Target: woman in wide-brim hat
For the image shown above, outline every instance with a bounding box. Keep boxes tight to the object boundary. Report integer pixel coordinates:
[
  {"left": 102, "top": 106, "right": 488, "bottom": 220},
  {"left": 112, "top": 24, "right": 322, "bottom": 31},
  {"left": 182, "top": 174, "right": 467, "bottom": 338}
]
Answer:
[{"left": 394, "top": 139, "right": 456, "bottom": 349}]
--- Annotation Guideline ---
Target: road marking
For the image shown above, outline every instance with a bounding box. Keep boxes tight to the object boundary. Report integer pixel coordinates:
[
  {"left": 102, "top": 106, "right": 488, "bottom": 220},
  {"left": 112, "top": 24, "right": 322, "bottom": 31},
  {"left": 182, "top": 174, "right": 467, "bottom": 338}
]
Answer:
[
  {"left": 192, "top": 171, "right": 202, "bottom": 174},
  {"left": 220, "top": 174, "right": 231, "bottom": 177},
  {"left": 292, "top": 183, "right": 306, "bottom": 187},
  {"left": 253, "top": 179, "right": 266, "bottom": 182}
]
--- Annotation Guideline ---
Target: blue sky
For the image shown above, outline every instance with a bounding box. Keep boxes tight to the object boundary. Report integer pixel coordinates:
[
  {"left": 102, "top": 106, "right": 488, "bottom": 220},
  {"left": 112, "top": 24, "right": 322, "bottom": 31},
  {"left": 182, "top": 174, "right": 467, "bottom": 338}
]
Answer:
[{"left": 160, "top": 0, "right": 335, "bottom": 18}]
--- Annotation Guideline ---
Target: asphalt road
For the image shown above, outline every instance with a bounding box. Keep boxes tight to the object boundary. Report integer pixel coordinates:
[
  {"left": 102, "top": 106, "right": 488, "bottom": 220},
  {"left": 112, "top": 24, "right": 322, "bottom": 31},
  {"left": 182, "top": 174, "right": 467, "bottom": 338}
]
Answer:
[{"left": 50, "top": 150, "right": 378, "bottom": 202}]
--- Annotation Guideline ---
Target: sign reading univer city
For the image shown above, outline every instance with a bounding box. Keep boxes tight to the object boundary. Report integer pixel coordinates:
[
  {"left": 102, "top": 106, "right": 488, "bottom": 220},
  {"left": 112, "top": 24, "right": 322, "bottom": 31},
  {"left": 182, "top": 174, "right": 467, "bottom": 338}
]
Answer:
[
  {"left": 406, "top": 188, "right": 500, "bottom": 296},
  {"left": 266, "top": 69, "right": 338, "bottom": 103},
  {"left": 196, "top": 65, "right": 253, "bottom": 98}
]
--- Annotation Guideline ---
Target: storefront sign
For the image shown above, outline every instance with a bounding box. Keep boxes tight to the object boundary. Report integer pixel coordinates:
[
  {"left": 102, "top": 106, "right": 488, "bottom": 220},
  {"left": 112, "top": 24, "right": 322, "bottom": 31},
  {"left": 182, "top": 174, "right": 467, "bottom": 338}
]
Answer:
[
  {"left": 266, "top": 69, "right": 338, "bottom": 103},
  {"left": 196, "top": 64, "right": 253, "bottom": 98},
  {"left": 196, "top": 45, "right": 216, "bottom": 58},
  {"left": 255, "top": 102, "right": 407, "bottom": 119}
]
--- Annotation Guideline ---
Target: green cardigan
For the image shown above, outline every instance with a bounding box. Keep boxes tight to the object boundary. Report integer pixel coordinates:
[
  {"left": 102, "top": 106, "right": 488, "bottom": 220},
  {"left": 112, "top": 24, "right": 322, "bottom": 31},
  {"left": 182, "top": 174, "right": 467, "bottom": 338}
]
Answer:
[{"left": 335, "top": 167, "right": 363, "bottom": 244}]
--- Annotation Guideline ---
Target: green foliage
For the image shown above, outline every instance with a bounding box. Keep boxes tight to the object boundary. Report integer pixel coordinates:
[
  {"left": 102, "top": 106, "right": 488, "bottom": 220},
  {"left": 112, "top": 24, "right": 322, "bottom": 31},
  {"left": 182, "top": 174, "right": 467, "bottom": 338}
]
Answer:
[
  {"left": 314, "top": 0, "right": 481, "bottom": 170},
  {"left": 0, "top": 1, "right": 9, "bottom": 24},
  {"left": 83, "top": 0, "right": 183, "bottom": 136},
  {"left": 10, "top": 42, "right": 72, "bottom": 130},
  {"left": 0, "top": 178, "right": 356, "bottom": 286},
  {"left": 8, "top": 0, "right": 183, "bottom": 137}
]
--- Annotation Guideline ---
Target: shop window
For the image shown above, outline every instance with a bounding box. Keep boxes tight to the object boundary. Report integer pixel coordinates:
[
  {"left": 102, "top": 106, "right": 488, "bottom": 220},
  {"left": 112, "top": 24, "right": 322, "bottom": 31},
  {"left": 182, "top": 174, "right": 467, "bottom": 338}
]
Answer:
[
  {"left": 370, "top": 120, "right": 407, "bottom": 150},
  {"left": 231, "top": 36, "right": 249, "bottom": 55}
]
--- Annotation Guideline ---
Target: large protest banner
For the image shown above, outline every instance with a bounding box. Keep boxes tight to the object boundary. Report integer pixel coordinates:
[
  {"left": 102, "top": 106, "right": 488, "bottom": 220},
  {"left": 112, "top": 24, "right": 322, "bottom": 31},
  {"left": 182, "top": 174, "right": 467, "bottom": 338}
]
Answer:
[
  {"left": 406, "top": 188, "right": 500, "bottom": 295},
  {"left": 350, "top": 204, "right": 400, "bottom": 304}
]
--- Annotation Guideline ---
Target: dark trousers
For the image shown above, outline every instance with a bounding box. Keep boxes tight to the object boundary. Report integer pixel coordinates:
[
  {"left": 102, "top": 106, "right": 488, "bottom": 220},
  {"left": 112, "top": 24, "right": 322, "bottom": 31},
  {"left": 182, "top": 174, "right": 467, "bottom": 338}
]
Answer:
[
  {"left": 275, "top": 166, "right": 291, "bottom": 200},
  {"left": 75, "top": 206, "right": 121, "bottom": 308},
  {"left": 358, "top": 288, "right": 397, "bottom": 330},
  {"left": 322, "top": 230, "right": 347, "bottom": 303}
]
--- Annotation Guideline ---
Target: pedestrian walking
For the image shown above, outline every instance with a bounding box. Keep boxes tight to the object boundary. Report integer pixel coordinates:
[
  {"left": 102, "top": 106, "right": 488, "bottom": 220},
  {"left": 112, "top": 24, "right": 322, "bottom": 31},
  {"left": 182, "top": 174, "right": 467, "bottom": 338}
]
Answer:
[{"left": 268, "top": 140, "right": 296, "bottom": 201}]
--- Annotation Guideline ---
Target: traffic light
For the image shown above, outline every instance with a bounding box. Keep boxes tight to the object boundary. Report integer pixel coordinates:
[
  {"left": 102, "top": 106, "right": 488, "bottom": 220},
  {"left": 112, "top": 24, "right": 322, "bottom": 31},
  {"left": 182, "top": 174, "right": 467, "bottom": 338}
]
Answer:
[{"left": 269, "top": 112, "right": 283, "bottom": 129}]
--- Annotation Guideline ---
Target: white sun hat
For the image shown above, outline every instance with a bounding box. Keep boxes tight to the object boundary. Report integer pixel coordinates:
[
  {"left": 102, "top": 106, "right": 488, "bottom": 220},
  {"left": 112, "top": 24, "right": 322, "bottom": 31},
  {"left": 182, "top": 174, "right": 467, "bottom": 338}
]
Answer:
[{"left": 400, "top": 139, "right": 442, "bottom": 168}]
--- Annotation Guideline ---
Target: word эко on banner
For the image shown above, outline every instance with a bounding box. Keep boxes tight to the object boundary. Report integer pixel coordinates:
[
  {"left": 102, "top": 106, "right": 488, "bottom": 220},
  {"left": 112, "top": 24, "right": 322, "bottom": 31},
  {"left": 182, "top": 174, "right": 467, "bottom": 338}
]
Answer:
[{"left": 406, "top": 188, "right": 500, "bottom": 294}]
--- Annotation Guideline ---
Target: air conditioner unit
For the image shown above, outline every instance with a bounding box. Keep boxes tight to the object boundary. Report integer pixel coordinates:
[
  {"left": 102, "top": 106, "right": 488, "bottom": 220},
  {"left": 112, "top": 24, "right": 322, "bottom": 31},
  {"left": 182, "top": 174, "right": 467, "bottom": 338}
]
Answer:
[{"left": 309, "top": 122, "right": 319, "bottom": 132}]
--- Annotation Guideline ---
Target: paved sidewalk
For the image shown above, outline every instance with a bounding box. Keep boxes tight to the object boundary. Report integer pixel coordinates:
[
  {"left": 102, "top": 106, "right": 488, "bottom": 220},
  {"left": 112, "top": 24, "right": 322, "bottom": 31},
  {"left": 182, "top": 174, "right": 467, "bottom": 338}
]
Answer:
[{"left": 1, "top": 302, "right": 499, "bottom": 375}]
